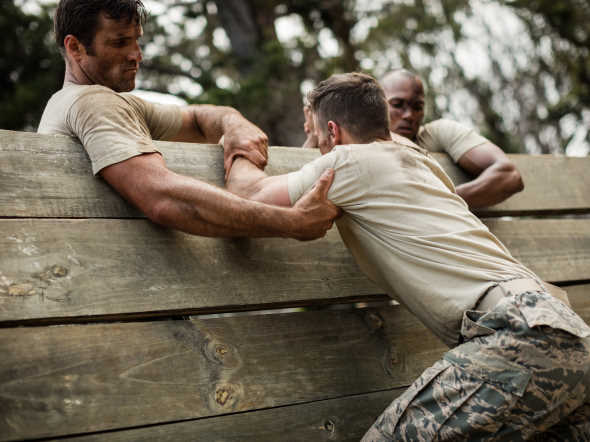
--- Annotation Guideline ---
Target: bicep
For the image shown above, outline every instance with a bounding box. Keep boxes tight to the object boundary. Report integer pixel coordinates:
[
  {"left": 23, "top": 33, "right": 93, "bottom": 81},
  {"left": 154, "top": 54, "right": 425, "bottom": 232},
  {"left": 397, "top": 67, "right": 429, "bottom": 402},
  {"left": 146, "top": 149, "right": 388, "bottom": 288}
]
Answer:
[
  {"left": 250, "top": 175, "right": 292, "bottom": 207},
  {"left": 167, "top": 107, "right": 207, "bottom": 142},
  {"left": 457, "top": 142, "right": 508, "bottom": 176}
]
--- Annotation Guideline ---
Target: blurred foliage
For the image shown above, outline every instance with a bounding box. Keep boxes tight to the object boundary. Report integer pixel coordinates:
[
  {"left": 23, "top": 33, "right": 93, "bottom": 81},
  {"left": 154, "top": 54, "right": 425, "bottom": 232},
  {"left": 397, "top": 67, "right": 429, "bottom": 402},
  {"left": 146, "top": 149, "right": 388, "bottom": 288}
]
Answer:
[
  {"left": 0, "top": 1, "right": 63, "bottom": 130},
  {"left": 1, "top": 0, "right": 589, "bottom": 154}
]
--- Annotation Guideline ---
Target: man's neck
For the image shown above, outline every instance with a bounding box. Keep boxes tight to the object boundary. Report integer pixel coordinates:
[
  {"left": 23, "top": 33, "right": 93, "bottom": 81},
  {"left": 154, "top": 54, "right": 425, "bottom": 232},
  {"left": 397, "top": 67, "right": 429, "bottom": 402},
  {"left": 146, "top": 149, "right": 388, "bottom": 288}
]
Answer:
[
  {"left": 347, "top": 133, "right": 392, "bottom": 145},
  {"left": 63, "top": 61, "right": 94, "bottom": 88}
]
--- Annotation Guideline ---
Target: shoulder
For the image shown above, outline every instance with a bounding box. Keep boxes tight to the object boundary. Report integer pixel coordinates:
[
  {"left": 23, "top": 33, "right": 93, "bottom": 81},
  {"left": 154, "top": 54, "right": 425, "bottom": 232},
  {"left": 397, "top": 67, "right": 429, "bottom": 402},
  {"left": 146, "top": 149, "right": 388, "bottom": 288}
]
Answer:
[
  {"left": 417, "top": 119, "right": 487, "bottom": 161},
  {"left": 71, "top": 85, "right": 141, "bottom": 111},
  {"left": 39, "top": 84, "right": 119, "bottom": 135},
  {"left": 420, "top": 118, "right": 471, "bottom": 136}
]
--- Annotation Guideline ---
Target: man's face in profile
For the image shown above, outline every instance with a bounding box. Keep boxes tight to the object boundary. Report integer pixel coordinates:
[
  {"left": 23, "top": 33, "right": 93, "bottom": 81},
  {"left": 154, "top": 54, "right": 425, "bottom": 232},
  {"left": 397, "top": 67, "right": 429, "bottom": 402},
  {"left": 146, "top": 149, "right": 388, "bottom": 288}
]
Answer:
[{"left": 78, "top": 12, "right": 143, "bottom": 92}]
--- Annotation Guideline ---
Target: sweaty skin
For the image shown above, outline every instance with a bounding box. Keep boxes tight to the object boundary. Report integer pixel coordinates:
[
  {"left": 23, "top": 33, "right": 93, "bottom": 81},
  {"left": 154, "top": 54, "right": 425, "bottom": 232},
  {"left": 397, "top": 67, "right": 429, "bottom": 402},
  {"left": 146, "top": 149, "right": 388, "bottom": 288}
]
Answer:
[{"left": 55, "top": 11, "right": 340, "bottom": 240}]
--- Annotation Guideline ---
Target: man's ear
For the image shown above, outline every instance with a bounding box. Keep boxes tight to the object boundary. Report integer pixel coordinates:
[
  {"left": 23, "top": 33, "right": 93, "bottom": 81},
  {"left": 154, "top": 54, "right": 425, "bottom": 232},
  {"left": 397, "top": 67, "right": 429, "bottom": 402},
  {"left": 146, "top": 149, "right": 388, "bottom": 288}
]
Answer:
[
  {"left": 64, "top": 34, "right": 85, "bottom": 62},
  {"left": 327, "top": 120, "right": 342, "bottom": 145}
]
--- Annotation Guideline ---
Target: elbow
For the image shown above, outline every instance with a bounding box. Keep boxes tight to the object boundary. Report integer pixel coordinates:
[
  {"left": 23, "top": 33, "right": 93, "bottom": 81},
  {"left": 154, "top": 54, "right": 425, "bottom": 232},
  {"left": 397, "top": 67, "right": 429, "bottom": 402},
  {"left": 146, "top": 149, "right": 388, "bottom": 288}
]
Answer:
[{"left": 142, "top": 197, "right": 173, "bottom": 227}]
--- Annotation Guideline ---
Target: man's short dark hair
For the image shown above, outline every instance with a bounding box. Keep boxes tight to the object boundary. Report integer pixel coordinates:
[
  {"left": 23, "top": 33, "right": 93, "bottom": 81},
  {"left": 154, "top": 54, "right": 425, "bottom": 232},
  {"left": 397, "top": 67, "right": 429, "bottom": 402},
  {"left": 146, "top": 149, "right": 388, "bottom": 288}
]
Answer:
[
  {"left": 308, "top": 72, "right": 390, "bottom": 143},
  {"left": 55, "top": 0, "right": 147, "bottom": 54}
]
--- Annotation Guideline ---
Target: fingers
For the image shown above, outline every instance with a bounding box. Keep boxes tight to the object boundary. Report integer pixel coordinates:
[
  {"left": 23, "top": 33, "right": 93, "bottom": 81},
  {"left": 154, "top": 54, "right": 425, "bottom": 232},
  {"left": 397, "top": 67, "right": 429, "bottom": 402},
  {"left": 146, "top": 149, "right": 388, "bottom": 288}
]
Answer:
[
  {"left": 242, "top": 149, "right": 267, "bottom": 169},
  {"left": 222, "top": 135, "right": 268, "bottom": 180},
  {"left": 223, "top": 150, "right": 267, "bottom": 181}
]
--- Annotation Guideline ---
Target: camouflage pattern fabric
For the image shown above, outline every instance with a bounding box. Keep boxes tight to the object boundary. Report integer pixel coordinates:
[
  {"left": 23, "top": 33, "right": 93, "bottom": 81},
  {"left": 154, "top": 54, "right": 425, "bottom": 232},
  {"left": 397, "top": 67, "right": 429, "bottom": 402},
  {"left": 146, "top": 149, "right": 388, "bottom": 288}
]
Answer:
[{"left": 362, "top": 290, "right": 590, "bottom": 441}]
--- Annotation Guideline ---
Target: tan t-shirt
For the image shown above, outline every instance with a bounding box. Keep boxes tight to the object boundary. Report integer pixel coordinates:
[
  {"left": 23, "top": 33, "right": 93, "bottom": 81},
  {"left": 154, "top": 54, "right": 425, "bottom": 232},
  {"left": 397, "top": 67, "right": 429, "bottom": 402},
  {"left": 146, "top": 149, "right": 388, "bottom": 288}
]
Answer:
[
  {"left": 287, "top": 135, "right": 538, "bottom": 346},
  {"left": 416, "top": 118, "right": 488, "bottom": 162},
  {"left": 38, "top": 83, "right": 182, "bottom": 175}
]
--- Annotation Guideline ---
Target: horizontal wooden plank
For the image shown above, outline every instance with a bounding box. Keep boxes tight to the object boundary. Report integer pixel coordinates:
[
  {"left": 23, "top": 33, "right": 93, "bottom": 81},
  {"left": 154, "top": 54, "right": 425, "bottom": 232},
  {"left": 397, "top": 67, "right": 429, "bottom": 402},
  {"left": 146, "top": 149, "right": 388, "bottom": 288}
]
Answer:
[
  {"left": 0, "top": 306, "right": 443, "bottom": 441},
  {"left": 435, "top": 155, "right": 590, "bottom": 216},
  {"left": 3, "top": 285, "right": 586, "bottom": 442},
  {"left": 1, "top": 130, "right": 589, "bottom": 218},
  {"left": 0, "top": 218, "right": 379, "bottom": 323},
  {"left": 484, "top": 219, "right": 590, "bottom": 283},
  {"left": 57, "top": 389, "right": 401, "bottom": 442},
  {"left": 1, "top": 218, "right": 589, "bottom": 323}
]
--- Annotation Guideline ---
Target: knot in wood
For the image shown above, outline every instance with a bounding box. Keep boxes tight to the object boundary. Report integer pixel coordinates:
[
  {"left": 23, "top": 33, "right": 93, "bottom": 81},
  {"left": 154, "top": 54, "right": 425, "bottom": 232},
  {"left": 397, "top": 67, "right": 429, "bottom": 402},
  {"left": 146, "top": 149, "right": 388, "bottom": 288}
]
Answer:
[
  {"left": 215, "top": 344, "right": 228, "bottom": 357},
  {"left": 324, "top": 419, "right": 336, "bottom": 434},
  {"left": 213, "top": 383, "right": 241, "bottom": 409},
  {"left": 203, "top": 340, "right": 241, "bottom": 369},
  {"left": 51, "top": 265, "right": 68, "bottom": 277},
  {"left": 34, "top": 265, "right": 69, "bottom": 282},
  {"left": 365, "top": 312, "right": 384, "bottom": 331}
]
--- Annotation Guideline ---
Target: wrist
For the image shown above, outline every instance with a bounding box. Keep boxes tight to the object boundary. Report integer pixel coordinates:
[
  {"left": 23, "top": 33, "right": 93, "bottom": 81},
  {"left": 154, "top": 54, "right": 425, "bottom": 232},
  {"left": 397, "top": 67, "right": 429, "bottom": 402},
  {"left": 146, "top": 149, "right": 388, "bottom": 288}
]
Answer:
[{"left": 220, "top": 109, "right": 244, "bottom": 134}]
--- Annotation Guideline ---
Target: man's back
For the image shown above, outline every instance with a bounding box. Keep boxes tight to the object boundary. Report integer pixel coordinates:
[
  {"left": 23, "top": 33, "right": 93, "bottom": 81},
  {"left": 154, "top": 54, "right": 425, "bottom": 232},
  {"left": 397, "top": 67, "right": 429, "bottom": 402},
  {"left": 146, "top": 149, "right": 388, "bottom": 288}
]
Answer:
[{"left": 287, "top": 136, "right": 537, "bottom": 345}]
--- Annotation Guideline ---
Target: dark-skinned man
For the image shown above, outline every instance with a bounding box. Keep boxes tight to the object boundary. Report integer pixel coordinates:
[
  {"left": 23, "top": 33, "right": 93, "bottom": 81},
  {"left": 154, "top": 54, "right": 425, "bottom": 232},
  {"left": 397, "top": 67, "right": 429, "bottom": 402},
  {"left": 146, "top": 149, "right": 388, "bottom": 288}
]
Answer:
[{"left": 304, "top": 68, "right": 524, "bottom": 209}]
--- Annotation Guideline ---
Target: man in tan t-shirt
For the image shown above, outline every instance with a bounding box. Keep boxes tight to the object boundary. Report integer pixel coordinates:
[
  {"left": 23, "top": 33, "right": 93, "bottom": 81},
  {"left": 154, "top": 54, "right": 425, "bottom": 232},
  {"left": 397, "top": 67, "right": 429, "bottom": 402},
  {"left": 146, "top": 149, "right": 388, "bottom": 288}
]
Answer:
[
  {"left": 380, "top": 69, "right": 524, "bottom": 209},
  {"left": 38, "top": 0, "right": 339, "bottom": 241},
  {"left": 228, "top": 72, "right": 590, "bottom": 440},
  {"left": 303, "top": 69, "right": 524, "bottom": 209}
]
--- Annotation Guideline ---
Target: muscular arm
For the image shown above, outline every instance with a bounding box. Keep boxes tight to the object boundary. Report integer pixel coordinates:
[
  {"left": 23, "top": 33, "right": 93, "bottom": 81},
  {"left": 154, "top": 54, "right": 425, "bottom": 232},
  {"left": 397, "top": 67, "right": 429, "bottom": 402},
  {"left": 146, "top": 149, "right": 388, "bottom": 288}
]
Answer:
[
  {"left": 226, "top": 157, "right": 292, "bottom": 206},
  {"left": 225, "top": 156, "right": 342, "bottom": 229},
  {"left": 455, "top": 142, "right": 524, "bottom": 209},
  {"left": 168, "top": 104, "right": 268, "bottom": 173},
  {"left": 100, "top": 153, "right": 337, "bottom": 240}
]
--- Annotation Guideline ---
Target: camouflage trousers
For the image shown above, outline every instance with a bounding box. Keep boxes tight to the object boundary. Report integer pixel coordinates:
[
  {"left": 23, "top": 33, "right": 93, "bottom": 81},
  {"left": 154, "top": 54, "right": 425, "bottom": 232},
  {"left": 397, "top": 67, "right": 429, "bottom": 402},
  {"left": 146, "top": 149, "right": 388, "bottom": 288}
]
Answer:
[{"left": 362, "top": 290, "right": 590, "bottom": 441}]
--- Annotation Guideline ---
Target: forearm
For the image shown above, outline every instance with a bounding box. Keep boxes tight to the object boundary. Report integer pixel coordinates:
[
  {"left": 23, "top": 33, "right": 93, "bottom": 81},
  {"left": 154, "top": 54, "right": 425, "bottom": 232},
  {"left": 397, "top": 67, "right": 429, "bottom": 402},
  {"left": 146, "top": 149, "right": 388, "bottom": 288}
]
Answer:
[
  {"left": 226, "top": 157, "right": 269, "bottom": 199},
  {"left": 149, "top": 175, "right": 298, "bottom": 238},
  {"left": 226, "top": 157, "right": 291, "bottom": 207},
  {"left": 101, "top": 154, "right": 301, "bottom": 238},
  {"left": 191, "top": 105, "right": 244, "bottom": 143},
  {"left": 456, "top": 161, "right": 524, "bottom": 208}
]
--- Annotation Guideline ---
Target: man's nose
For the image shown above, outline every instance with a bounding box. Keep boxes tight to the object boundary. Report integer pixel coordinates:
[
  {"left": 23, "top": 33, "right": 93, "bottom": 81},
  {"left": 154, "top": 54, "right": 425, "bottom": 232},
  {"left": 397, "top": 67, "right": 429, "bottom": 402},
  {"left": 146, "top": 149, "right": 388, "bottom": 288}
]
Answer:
[
  {"left": 128, "top": 41, "right": 142, "bottom": 62},
  {"left": 402, "top": 105, "right": 414, "bottom": 119}
]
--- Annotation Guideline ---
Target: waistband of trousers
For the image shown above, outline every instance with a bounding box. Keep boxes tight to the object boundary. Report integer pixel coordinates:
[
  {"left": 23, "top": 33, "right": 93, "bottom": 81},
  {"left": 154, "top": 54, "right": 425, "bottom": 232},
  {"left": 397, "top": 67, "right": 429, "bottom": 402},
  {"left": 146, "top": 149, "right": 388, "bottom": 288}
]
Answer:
[{"left": 476, "top": 278, "right": 546, "bottom": 312}]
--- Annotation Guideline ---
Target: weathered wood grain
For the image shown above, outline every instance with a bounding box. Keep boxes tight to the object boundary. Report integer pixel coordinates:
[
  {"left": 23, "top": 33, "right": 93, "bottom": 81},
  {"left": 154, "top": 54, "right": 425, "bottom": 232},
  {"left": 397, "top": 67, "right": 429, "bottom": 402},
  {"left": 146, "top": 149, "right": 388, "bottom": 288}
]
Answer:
[
  {"left": 0, "top": 218, "right": 379, "bottom": 323},
  {"left": 0, "top": 306, "right": 442, "bottom": 441},
  {"left": 2, "top": 130, "right": 589, "bottom": 218},
  {"left": 483, "top": 218, "right": 590, "bottom": 283},
  {"left": 56, "top": 389, "right": 401, "bottom": 442},
  {"left": 1, "top": 218, "right": 589, "bottom": 322},
  {"left": 0, "top": 217, "right": 588, "bottom": 323},
  {"left": 434, "top": 155, "right": 590, "bottom": 216}
]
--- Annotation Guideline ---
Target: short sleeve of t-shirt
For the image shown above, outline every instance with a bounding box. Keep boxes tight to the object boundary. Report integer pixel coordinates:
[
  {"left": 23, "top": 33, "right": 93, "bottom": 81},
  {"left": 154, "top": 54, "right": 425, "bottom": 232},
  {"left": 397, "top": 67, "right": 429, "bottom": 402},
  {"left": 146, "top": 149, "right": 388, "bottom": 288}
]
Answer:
[
  {"left": 67, "top": 87, "right": 182, "bottom": 175},
  {"left": 287, "top": 145, "right": 364, "bottom": 207},
  {"left": 121, "top": 93, "right": 182, "bottom": 140},
  {"left": 416, "top": 119, "right": 489, "bottom": 162}
]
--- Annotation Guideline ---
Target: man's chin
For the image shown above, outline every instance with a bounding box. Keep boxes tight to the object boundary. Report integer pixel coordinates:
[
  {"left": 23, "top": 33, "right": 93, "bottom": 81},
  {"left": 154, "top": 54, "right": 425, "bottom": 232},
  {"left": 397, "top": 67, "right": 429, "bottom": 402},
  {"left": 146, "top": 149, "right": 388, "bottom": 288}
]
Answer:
[
  {"left": 395, "top": 129, "right": 415, "bottom": 139},
  {"left": 112, "top": 80, "right": 135, "bottom": 93}
]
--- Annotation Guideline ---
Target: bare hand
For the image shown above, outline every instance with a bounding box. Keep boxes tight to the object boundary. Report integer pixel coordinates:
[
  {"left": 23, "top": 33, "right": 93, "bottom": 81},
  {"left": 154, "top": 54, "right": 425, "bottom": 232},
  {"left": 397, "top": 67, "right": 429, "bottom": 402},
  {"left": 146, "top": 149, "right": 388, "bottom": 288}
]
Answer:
[
  {"left": 222, "top": 116, "right": 268, "bottom": 178},
  {"left": 291, "top": 168, "right": 342, "bottom": 240}
]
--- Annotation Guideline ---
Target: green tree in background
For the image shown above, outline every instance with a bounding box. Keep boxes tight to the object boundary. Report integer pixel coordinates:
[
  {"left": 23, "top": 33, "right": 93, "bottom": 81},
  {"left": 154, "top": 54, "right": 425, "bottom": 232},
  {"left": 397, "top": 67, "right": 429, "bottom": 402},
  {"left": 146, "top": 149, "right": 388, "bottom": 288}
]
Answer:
[
  {"left": 1, "top": 0, "right": 589, "bottom": 155},
  {"left": 0, "top": 1, "right": 63, "bottom": 130}
]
